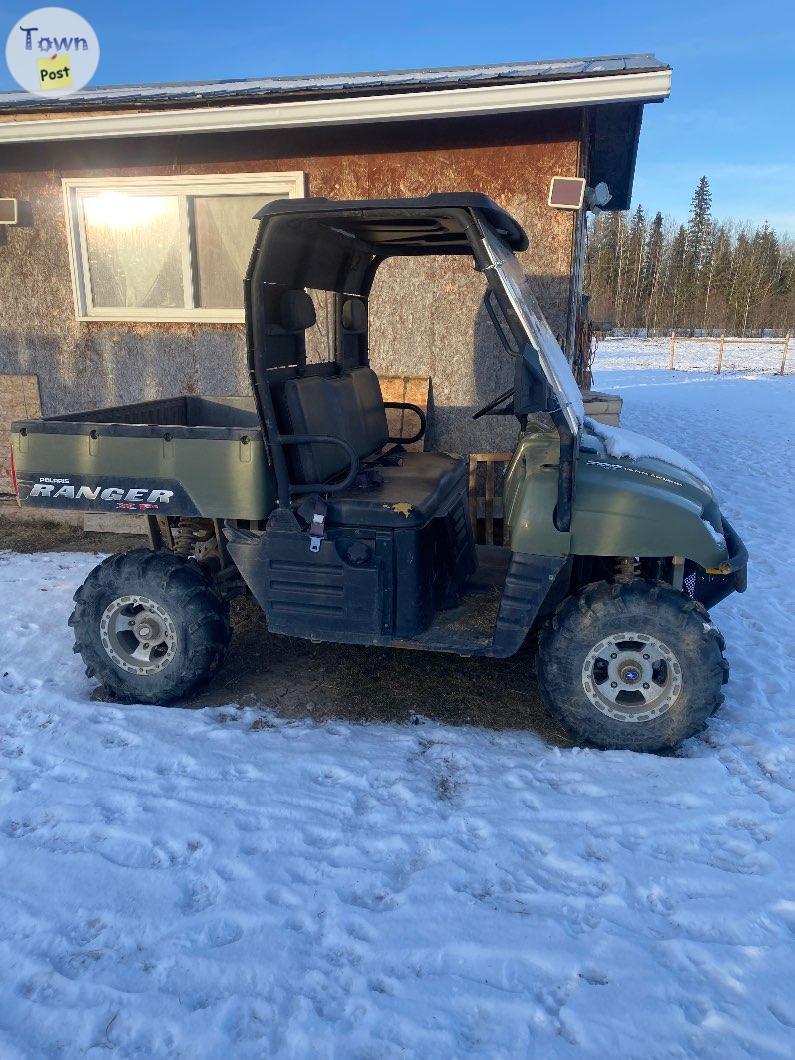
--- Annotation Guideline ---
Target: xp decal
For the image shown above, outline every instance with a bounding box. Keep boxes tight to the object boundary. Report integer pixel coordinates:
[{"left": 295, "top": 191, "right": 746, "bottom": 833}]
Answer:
[{"left": 586, "top": 459, "right": 693, "bottom": 492}]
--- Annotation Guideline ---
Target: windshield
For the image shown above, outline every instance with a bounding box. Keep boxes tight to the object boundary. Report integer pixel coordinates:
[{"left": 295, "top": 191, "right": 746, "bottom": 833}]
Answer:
[{"left": 480, "top": 226, "right": 584, "bottom": 434}]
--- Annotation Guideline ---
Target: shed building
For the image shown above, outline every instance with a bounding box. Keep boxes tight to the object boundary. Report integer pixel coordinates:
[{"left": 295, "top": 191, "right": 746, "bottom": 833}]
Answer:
[{"left": 0, "top": 54, "right": 669, "bottom": 469}]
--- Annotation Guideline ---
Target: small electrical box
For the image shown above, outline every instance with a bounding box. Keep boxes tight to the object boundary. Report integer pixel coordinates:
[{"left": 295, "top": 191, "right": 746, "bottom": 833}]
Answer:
[
  {"left": 548, "top": 177, "right": 586, "bottom": 210},
  {"left": 0, "top": 199, "right": 18, "bottom": 224}
]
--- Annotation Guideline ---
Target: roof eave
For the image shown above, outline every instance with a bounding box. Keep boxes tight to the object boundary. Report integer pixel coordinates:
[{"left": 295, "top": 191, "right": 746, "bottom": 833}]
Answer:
[{"left": 0, "top": 68, "right": 671, "bottom": 145}]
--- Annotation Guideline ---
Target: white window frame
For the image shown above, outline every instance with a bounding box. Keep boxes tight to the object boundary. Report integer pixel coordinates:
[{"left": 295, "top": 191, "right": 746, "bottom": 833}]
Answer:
[{"left": 63, "top": 171, "right": 306, "bottom": 323}]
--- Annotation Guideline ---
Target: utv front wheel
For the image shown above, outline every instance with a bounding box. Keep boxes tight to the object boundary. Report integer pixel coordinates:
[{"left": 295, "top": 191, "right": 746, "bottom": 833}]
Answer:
[
  {"left": 70, "top": 549, "right": 230, "bottom": 704},
  {"left": 538, "top": 580, "right": 728, "bottom": 752}
]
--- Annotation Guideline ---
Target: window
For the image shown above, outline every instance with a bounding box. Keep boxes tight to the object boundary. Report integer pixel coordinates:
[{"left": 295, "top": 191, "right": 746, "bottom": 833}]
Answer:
[{"left": 63, "top": 173, "right": 305, "bottom": 322}]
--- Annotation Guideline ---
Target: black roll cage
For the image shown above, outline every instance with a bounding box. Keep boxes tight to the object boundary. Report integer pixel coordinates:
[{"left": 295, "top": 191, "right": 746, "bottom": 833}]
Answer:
[{"left": 243, "top": 195, "right": 578, "bottom": 530}]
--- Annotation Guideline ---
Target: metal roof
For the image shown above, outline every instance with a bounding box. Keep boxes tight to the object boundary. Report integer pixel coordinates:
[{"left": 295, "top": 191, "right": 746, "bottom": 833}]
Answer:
[{"left": 0, "top": 54, "right": 668, "bottom": 113}]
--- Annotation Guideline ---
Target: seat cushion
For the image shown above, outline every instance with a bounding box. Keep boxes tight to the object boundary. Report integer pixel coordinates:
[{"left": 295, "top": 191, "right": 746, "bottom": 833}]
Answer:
[
  {"left": 327, "top": 451, "right": 467, "bottom": 528},
  {"left": 279, "top": 367, "right": 389, "bottom": 485}
]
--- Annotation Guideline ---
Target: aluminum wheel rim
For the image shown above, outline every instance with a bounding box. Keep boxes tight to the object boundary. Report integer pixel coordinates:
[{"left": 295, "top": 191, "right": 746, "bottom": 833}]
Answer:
[
  {"left": 99, "top": 594, "right": 177, "bottom": 676},
  {"left": 581, "top": 630, "right": 682, "bottom": 724}
]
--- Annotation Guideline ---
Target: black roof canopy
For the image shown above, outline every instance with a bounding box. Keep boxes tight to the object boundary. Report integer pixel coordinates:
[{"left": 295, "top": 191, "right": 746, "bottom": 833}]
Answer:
[
  {"left": 246, "top": 196, "right": 527, "bottom": 362},
  {"left": 254, "top": 193, "right": 527, "bottom": 275}
]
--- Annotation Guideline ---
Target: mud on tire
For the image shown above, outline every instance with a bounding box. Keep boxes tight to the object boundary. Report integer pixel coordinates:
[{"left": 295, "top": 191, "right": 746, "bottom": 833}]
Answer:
[
  {"left": 69, "top": 549, "right": 231, "bottom": 705},
  {"left": 538, "top": 579, "right": 728, "bottom": 753}
]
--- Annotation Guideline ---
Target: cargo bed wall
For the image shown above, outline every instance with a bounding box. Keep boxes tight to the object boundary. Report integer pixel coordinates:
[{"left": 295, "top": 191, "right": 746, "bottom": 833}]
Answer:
[
  {"left": 48, "top": 395, "right": 259, "bottom": 429},
  {"left": 11, "top": 395, "right": 275, "bottom": 521}
]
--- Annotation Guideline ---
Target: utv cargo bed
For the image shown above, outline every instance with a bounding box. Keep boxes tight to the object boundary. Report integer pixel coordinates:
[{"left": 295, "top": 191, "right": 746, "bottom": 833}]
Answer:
[{"left": 11, "top": 395, "right": 275, "bottom": 521}]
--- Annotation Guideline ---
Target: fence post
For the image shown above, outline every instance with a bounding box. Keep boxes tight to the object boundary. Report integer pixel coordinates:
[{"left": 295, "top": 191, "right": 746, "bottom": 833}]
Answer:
[
  {"left": 780, "top": 334, "right": 790, "bottom": 376},
  {"left": 716, "top": 334, "right": 725, "bottom": 374},
  {"left": 669, "top": 332, "right": 675, "bottom": 370}
]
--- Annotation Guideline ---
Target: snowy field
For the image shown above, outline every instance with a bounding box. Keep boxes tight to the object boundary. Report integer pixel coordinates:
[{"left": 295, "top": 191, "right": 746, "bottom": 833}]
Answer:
[
  {"left": 597, "top": 335, "right": 789, "bottom": 375},
  {"left": 1, "top": 352, "right": 794, "bottom": 1058}
]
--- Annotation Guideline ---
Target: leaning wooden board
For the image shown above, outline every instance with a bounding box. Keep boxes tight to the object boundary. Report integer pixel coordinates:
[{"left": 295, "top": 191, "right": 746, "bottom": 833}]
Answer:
[
  {"left": 0, "top": 375, "right": 41, "bottom": 493},
  {"left": 378, "top": 375, "right": 431, "bottom": 452}
]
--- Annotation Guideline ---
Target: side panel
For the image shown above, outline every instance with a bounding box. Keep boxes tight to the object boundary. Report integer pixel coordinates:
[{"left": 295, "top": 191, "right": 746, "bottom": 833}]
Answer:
[
  {"left": 503, "top": 428, "right": 571, "bottom": 557},
  {"left": 11, "top": 429, "right": 276, "bottom": 521},
  {"left": 227, "top": 523, "right": 391, "bottom": 642},
  {"left": 491, "top": 552, "right": 568, "bottom": 657}
]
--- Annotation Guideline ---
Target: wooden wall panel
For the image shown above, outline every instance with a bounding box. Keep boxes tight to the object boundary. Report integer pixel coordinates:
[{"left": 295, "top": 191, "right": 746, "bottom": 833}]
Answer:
[{"left": 0, "top": 374, "right": 40, "bottom": 493}]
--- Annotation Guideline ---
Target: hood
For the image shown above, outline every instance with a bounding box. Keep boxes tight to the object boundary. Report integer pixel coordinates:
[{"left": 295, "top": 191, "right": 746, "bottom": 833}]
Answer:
[{"left": 582, "top": 418, "right": 714, "bottom": 498}]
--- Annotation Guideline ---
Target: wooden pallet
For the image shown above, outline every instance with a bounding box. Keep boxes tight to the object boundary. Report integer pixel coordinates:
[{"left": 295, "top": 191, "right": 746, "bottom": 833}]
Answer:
[{"left": 468, "top": 452, "right": 512, "bottom": 546}]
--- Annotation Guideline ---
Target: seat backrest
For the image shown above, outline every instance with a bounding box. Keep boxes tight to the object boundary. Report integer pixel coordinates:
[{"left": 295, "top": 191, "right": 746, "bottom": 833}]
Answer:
[
  {"left": 340, "top": 296, "right": 367, "bottom": 370},
  {"left": 277, "top": 367, "right": 389, "bottom": 485}
]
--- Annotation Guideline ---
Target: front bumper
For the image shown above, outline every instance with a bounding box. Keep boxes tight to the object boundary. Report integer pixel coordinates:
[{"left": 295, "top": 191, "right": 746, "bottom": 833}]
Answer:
[{"left": 687, "top": 517, "right": 748, "bottom": 608}]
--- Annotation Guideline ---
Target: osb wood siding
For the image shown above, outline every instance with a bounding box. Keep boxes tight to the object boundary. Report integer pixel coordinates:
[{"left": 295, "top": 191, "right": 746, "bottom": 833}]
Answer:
[
  {"left": 0, "top": 373, "right": 40, "bottom": 492},
  {"left": 0, "top": 112, "right": 579, "bottom": 453}
]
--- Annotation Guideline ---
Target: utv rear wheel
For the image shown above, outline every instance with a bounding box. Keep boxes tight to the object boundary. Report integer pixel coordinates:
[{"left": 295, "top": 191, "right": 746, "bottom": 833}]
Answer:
[
  {"left": 538, "top": 580, "right": 727, "bottom": 752},
  {"left": 70, "top": 549, "right": 230, "bottom": 704}
]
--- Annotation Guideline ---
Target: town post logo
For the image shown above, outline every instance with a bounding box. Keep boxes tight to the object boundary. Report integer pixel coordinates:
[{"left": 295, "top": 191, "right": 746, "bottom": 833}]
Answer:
[
  {"left": 6, "top": 7, "right": 99, "bottom": 97},
  {"left": 37, "top": 52, "right": 73, "bottom": 91}
]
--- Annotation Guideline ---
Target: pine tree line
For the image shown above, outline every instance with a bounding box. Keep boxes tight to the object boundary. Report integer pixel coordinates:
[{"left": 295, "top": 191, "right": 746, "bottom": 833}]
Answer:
[{"left": 585, "top": 177, "right": 795, "bottom": 335}]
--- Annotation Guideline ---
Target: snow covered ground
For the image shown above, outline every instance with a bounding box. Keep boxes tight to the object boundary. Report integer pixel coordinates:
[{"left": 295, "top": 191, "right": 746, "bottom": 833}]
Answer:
[
  {"left": 597, "top": 335, "right": 789, "bottom": 375},
  {"left": 1, "top": 353, "right": 794, "bottom": 1058}
]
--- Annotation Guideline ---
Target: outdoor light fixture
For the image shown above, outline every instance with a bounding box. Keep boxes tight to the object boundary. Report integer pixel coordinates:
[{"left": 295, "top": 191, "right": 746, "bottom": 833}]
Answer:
[
  {"left": 548, "top": 176, "right": 586, "bottom": 210},
  {"left": 584, "top": 182, "right": 612, "bottom": 216},
  {"left": 0, "top": 198, "right": 18, "bottom": 224}
]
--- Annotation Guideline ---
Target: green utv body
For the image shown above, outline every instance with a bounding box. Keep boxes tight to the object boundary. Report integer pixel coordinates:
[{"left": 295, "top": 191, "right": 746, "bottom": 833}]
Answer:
[{"left": 10, "top": 194, "right": 747, "bottom": 752}]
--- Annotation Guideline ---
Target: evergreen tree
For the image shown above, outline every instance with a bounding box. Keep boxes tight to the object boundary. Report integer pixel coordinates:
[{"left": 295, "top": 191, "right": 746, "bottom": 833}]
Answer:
[
  {"left": 668, "top": 225, "right": 688, "bottom": 329},
  {"left": 687, "top": 176, "right": 713, "bottom": 269},
  {"left": 625, "top": 205, "right": 647, "bottom": 327},
  {"left": 642, "top": 211, "right": 664, "bottom": 331},
  {"left": 584, "top": 182, "right": 794, "bottom": 335},
  {"left": 703, "top": 224, "right": 733, "bottom": 330}
]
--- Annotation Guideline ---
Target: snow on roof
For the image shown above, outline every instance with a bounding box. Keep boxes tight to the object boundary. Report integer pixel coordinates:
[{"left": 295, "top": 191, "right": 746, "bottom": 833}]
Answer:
[{"left": 0, "top": 54, "right": 668, "bottom": 112}]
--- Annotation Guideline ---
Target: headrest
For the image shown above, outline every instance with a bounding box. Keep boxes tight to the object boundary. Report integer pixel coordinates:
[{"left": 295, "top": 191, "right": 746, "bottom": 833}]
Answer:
[
  {"left": 341, "top": 297, "right": 367, "bottom": 333},
  {"left": 280, "top": 290, "right": 316, "bottom": 331}
]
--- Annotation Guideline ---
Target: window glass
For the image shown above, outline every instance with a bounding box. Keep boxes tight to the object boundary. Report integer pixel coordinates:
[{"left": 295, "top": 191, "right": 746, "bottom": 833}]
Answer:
[
  {"left": 192, "top": 194, "right": 277, "bottom": 308},
  {"left": 82, "top": 194, "right": 183, "bottom": 308},
  {"left": 66, "top": 174, "right": 304, "bottom": 319}
]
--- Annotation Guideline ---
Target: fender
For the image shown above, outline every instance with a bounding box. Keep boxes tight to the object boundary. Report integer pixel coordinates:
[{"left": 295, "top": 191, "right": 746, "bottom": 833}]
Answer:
[{"left": 505, "top": 426, "right": 731, "bottom": 570}]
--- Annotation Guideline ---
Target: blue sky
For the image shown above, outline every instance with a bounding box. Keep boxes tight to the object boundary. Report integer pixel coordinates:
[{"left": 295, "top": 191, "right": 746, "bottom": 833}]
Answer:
[{"left": 2, "top": 0, "right": 792, "bottom": 233}]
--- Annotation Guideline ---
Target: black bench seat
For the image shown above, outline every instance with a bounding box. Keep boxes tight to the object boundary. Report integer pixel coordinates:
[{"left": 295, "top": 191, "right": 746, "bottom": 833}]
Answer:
[
  {"left": 247, "top": 290, "right": 478, "bottom": 639},
  {"left": 275, "top": 362, "right": 469, "bottom": 528},
  {"left": 327, "top": 451, "right": 467, "bottom": 529}
]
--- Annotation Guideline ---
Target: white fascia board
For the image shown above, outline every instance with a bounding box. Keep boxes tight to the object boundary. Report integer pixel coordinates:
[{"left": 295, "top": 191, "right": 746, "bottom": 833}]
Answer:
[{"left": 0, "top": 70, "right": 670, "bottom": 144}]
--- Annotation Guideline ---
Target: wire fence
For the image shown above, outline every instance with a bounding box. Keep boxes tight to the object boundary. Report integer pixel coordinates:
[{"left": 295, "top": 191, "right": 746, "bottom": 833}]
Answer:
[
  {"left": 595, "top": 326, "right": 794, "bottom": 340},
  {"left": 593, "top": 335, "right": 793, "bottom": 376},
  {"left": 667, "top": 333, "right": 790, "bottom": 375}
]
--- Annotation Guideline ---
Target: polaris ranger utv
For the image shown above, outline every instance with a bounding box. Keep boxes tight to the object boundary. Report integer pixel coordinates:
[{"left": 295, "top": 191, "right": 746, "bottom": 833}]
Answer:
[{"left": 10, "top": 194, "right": 747, "bottom": 752}]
